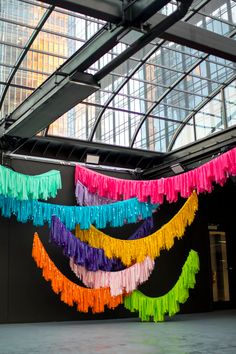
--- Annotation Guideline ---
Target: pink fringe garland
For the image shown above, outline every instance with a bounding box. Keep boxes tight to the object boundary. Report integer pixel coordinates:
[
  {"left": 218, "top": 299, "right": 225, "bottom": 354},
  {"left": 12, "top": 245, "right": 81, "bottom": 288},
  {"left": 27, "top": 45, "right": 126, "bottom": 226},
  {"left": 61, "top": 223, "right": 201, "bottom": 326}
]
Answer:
[
  {"left": 75, "top": 147, "right": 236, "bottom": 203},
  {"left": 69, "top": 256, "right": 155, "bottom": 296}
]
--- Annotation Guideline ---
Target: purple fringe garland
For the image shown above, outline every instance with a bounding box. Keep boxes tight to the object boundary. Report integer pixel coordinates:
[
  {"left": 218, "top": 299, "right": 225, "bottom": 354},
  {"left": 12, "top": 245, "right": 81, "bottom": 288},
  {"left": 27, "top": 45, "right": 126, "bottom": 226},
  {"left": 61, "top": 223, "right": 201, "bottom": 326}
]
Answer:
[
  {"left": 75, "top": 180, "right": 114, "bottom": 206},
  {"left": 50, "top": 215, "right": 154, "bottom": 271}
]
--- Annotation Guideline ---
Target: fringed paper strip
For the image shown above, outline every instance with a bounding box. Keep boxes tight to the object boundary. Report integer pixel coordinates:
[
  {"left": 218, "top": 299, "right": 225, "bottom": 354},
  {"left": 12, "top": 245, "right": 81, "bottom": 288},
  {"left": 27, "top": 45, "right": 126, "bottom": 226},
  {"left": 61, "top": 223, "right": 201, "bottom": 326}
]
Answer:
[
  {"left": 75, "top": 146, "right": 236, "bottom": 203},
  {"left": 0, "top": 165, "right": 62, "bottom": 200},
  {"left": 128, "top": 216, "right": 154, "bottom": 240},
  {"left": 50, "top": 216, "right": 153, "bottom": 271},
  {"left": 76, "top": 192, "right": 198, "bottom": 266},
  {"left": 32, "top": 233, "right": 123, "bottom": 313},
  {"left": 75, "top": 180, "right": 113, "bottom": 205},
  {"left": 0, "top": 195, "right": 157, "bottom": 230},
  {"left": 50, "top": 215, "right": 123, "bottom": 271},
  {"left": 70, "top": 256, "right": 155, "bottom": 296},
  {"left": 124, "top": 249, "right": 199, "bottom": 322}
]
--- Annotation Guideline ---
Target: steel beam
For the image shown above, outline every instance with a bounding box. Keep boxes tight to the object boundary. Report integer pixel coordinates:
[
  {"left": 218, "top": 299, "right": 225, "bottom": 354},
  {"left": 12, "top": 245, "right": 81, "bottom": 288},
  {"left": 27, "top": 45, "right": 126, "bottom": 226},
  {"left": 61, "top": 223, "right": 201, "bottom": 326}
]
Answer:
[
  {"left": 40, "top": 0, "right": 122, "bottom": 23},
  {"left": 0, "top": 1, "right": 174, "bottom": 140},
  {"left": 4, "top": 73, "right": 99, "bottom": 138},
  {"left": 150, "top": 13, "right": 236, "bottom": 63},
  {"left": 94, "top": 0, "right": 194, "bottom": 81},
  {"left": 2, "top": 135, "right": 163, "bottom": 170},
  {"left": 3, "top": 0, "right": 236, "bottom": 142},
  {"left": 131, "top": 26, "right": 236, "bottom": 148},
  {"left": 46, "top": 0, "right": 236, "bottom": 63},
  {"left": 40, "top": 0, "right": 171, "bottom": 24}
]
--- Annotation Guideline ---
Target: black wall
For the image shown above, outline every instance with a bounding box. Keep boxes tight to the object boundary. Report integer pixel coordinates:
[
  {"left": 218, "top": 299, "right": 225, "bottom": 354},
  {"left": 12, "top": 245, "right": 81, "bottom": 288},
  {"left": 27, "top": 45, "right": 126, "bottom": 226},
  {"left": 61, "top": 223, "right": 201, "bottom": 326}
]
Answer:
[{"left": 0, "top": 158, "right": 235, "bottom": 323}]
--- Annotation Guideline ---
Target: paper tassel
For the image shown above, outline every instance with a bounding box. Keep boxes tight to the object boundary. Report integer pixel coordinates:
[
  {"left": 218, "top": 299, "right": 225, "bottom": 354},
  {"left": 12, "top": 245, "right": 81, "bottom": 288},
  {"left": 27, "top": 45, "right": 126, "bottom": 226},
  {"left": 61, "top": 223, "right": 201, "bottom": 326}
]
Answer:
[
  {"left": 75, "top": 146, "right": 236, "bottom": 203},
  {"left": 32, "top": 233, "right": 123, "bottom": 313},
  {"left": 50, "top": 215, "right": 124, "bottom": 271},
  {"left": 0, "top": 165, "right": 62, "bottom": 200},
  {"left": 50, "top": 216, "right": 154, "bottom": 271},
  {"left": 70, "top": 256, "right": 155, "bottom": 296},
  {"left": 0, "top": 195, "right": 157, "bottom": 230},
  {"left": 124, "top": 249, "right": 199, "bottom": 322},
  {"left": 76, "top": 192, "right": 198, "bottom": 266},
  {"left": 75, "top": 180, "right": 114, "bottom": 205}
]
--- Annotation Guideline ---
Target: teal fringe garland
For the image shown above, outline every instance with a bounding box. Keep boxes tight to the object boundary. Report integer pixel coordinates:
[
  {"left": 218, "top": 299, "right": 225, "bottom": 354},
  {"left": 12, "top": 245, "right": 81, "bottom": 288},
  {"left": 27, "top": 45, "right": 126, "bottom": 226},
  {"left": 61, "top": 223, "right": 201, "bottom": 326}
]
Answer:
[
  {"left": 0, "top": 165, "right": 62, "bottom": 200},
  {"left": 0, "top": 195, "right": 158, "bottom": 230}
]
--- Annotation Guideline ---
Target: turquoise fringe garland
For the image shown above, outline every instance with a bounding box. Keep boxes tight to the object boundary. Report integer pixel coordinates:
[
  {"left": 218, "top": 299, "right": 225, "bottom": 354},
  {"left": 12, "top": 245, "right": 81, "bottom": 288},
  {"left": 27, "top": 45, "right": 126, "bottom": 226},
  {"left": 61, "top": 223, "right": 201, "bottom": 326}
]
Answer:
[
  {"left": 0, "top": 165, "right": 62, "bottom": 200},
  {"left": 0, "top": 195, "right": 158, "bottom": 230}
]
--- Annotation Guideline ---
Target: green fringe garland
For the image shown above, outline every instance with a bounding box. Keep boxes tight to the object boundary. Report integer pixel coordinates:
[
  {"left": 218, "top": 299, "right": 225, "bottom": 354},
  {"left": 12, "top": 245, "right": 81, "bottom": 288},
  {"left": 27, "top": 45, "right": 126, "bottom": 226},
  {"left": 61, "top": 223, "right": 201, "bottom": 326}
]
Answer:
[
  {"left": 0, "top": 165, "right": 62, "bottom": 200},
  {"left": 124, "top": 249, "right": 199, "bottom": 322}
]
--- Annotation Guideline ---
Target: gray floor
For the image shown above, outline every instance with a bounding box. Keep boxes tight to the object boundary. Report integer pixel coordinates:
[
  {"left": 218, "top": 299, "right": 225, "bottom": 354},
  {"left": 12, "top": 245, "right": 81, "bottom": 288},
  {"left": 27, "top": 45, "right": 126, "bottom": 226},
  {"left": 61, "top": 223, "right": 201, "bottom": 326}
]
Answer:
[{"left": 0, "top": 310, "right": 236, "bottom": 354}]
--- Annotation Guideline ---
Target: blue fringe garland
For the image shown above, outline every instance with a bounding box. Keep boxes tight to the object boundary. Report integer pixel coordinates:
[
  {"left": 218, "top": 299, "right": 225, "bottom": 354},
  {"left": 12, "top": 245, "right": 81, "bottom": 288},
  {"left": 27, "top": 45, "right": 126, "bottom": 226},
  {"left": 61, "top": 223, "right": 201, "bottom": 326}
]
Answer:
[{"left": 0, "top": 195, "right": 158, "bottom": 230}]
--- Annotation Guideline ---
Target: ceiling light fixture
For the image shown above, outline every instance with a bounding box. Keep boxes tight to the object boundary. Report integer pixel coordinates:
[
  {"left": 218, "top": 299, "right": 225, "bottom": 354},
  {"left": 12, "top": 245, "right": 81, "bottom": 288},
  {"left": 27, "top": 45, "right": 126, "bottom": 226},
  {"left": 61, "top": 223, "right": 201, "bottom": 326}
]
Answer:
[
  {"left": 85, "top": 154, "right": 100, "bottom": 165},
  {"left": 170, "top": 163, "right": 185, "bottom": 174}
]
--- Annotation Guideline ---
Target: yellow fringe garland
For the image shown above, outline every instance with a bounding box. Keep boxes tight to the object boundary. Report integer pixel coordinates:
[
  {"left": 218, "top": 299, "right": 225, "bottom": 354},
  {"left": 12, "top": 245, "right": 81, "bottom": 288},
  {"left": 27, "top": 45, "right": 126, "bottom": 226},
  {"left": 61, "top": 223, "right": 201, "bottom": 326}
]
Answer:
[
  {"left": 76, "top": 191, "right": 198, "bottom": 266},
  {"left": 32, "top": 233, "right": 123, "bottom": 313}
]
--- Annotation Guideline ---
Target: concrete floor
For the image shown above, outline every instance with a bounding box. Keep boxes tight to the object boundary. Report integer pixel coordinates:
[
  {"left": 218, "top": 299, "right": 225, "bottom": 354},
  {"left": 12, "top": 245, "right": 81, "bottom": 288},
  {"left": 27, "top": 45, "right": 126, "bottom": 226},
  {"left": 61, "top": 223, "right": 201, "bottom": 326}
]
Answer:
[{"left": 0, "top": 310, "right": 236, "bottom": 354}]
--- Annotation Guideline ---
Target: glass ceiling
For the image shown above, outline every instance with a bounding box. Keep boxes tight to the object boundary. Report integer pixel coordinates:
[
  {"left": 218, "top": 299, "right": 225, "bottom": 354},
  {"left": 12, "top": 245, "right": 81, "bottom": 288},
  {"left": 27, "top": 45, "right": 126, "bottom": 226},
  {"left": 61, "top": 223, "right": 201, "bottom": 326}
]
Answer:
[{"left": 0, "top": 0, "right": 236, "bottom": 153}]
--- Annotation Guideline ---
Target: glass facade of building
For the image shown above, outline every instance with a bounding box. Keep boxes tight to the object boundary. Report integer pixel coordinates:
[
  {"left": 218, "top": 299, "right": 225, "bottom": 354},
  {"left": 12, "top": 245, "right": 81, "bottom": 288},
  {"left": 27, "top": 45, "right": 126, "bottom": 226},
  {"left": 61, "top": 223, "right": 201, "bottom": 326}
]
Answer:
[{"left": 0, "top": 0, "right": 236, "bottom": 152}]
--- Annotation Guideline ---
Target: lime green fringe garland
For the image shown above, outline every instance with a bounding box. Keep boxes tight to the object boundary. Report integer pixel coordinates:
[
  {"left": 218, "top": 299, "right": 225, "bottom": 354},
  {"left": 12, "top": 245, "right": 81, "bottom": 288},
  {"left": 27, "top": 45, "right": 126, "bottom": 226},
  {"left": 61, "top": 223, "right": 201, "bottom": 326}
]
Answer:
[
  {"left": 124, "top": 249, "right": 199, "bottom": 322},
  {"left": 0, "top": 165, "right": 62, "bottom": 200}
]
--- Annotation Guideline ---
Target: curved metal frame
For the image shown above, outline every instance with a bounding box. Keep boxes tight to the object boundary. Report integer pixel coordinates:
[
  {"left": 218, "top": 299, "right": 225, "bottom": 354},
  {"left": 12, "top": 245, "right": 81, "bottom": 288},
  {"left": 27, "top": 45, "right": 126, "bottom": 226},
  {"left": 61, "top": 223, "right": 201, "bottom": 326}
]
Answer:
[
  {"left": 167, "top": 73, "right": 236, "bottom": 151},
  {"left": 130, "top": 52, "right": 210, "bottom": 148},
  {"left": 0, "top": 5, "right": 54, "bottom": 112},
  {"left": 12, "top": 0, "right": 235, "bottom": 153},
  {"left": 88, "top": 39, "right": 166, "bottom": 141},
  {"left": 89, "top": 0, "right": 211, "bottom": 143},
  {"left": 130, "top": 11, "right": 236, "bottom": 148}
]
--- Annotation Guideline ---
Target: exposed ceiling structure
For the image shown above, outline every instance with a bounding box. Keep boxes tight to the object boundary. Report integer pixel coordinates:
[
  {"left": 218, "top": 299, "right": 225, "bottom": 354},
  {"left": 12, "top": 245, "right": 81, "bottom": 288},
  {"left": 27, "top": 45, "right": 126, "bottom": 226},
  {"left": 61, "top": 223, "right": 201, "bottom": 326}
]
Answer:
[{"left": 0, "top": 0, "right": 236, "bottom": 165}]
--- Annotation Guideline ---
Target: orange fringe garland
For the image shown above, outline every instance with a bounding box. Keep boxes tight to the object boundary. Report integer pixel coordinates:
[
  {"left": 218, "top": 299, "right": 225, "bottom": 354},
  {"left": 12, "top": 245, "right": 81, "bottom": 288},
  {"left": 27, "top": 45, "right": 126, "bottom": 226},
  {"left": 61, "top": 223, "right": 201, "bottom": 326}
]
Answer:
[{"left": 32, "top": 233, "right": 123, "bottom": 313}]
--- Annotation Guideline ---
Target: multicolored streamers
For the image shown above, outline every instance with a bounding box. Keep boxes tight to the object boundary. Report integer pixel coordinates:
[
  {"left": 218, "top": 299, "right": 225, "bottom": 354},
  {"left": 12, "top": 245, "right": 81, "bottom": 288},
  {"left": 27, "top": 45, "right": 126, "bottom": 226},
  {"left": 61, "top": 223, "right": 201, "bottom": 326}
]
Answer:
[
  {"left": 50, "top": 216, "right": 153, "bottom": 271},
  {"left": 75, "top": 146, "right": 236, "bottom": 203},
  {"left": 70, "top": 256, "right": 155, "bottom": 296},
  {"left": 0, "top": 195, "right": 157, "bottom": 230},
  {"left": 0, "top": 153, "right": 202, "bottom": 321},
  {"left": 50, "top": 215, "right": 123, "bottom": 271},
  {"left": 75, "top": 180, "right": 113, "bottom": 205},
  {"left": 0, "top": 165, "right": 62, "bottom": 200},
  {"left": 124, "top": 250, "right": 200, "bottom": 322},
  {"left": 32, "top": 233, "right": 123, "bottom": 313},
  {"left": 75, "top": 192, "right": 198, "bottom": 266},
  {"left": 128, "top": 217, "right": 153, "bottom": 240}
]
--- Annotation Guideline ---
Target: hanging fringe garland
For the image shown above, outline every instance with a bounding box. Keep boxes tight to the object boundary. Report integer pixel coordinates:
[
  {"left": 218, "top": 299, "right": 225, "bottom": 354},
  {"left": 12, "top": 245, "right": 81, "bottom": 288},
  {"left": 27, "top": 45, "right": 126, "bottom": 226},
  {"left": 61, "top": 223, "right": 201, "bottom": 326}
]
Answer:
[
  {"left": 0, "top": 165, "right": 62, "bottom": 200},
  {"left": 75, "top": 180, "right": 113, "bottom": 205},
  {"left": 76, "top": 192, "right": 198, "bottom": 266},
  {"left": 70, "top": 256, "right": 155, "bottom": 296},
  {"left": 75, "top": 146, "right": 236, "bottom": 203},
  {"left": 128, "top": 216, "right": 154, "bottom": 240},
  {"left": 124, "top": 249, "right": 199, "bottom": 322},
  {"left": 32, "top": 233, "right": 123, "bottom": 313},
  {"left": 50, "top": 216, "right": 153, "bottom": 271},
  {"left": 51, "top": 215, "right": 122, "bottom": 271},
  {"left": 0, "top": 195, "right": 157, "bottom": 230}
]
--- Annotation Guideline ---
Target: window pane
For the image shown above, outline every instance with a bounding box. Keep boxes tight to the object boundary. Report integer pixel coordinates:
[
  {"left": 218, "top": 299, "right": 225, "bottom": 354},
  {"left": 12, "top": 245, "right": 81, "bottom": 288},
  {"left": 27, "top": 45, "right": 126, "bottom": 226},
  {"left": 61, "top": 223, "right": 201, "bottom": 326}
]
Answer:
[
  {"left": 195, "top": 94, "right": 224, "bottom": 140},
  {"left": 224, "top": 80, "right": 236, "bottom": 127},
  {"left": 171, "top": 119, "right": 195, "bottom": 150},
  {"left": 134, "top": 118, "right": 180, "bottom": 152}
]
